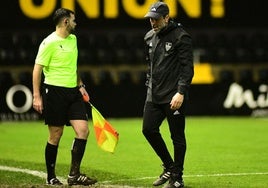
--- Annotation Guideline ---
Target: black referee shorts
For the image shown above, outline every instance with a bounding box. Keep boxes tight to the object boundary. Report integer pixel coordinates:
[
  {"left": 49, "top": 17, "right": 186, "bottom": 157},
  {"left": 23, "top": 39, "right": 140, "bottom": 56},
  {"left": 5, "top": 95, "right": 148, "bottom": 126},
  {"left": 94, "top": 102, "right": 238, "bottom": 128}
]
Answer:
[{"left": 42, "top": 84, "right": 88, "bottom": 126}]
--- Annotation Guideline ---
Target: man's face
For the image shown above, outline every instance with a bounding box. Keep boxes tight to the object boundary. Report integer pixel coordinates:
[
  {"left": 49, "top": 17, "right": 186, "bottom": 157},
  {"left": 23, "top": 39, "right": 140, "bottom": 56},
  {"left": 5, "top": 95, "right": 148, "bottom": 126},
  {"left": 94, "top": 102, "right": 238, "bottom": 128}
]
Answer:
[
  {"left": 66, "top": 13, "right": 77, "bottom": 33},
  {"left": 149, "top": 15, "right": 169, "bottom": 33}
]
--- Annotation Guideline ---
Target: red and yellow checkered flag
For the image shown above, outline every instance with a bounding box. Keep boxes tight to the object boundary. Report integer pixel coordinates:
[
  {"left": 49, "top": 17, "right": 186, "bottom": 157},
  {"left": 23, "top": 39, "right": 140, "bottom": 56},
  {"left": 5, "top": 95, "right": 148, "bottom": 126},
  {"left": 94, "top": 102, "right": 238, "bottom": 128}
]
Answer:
[
  {"left": 83, "top": 93, "right": 119, "bottom": 153},
  {"left": 91, "top": 104, "right": 119, "bottom": 153}
]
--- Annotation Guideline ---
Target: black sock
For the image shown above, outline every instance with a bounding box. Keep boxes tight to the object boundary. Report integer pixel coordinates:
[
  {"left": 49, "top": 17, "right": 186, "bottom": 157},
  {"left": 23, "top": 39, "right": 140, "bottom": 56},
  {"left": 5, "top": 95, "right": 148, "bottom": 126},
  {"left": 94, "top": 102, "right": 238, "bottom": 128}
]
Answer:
[
  {"left": 69, "top": 138, "right": 87, "bottom": 176},
  {"left": 45, "top": 142, "right": 58, "bottom": 181}
]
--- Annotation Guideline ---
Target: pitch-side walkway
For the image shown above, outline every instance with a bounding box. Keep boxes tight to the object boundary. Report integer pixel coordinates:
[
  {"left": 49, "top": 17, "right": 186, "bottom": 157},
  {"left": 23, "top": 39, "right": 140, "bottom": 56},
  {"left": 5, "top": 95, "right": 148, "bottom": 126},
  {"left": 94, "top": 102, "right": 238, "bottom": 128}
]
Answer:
[{"left": 1, "top": 165, "right": 268, "bottom": 187}]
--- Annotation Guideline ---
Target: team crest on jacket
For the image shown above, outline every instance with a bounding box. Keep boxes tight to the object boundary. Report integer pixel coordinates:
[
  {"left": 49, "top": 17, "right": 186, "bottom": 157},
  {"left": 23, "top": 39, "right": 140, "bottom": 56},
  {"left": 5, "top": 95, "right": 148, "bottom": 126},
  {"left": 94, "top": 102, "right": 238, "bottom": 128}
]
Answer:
[{"left": 165, "top": 42, "right": 172, "bottom": 51}]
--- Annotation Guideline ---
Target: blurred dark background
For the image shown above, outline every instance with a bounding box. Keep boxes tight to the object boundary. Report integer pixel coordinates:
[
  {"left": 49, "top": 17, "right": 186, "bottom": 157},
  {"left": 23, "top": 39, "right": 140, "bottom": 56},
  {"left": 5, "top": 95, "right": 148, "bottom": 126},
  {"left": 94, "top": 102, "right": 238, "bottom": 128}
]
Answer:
[{"left": 1, "top": 0, "right": 268, "bottom": 120}]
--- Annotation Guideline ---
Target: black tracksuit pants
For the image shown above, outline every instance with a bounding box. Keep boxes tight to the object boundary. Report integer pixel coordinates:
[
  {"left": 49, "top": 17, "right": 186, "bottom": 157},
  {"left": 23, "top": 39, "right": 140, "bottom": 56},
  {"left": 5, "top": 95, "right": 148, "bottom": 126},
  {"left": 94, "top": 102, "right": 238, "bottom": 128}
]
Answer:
[{"left": 142, "top": 101, "right": 186, "bottom": 176}]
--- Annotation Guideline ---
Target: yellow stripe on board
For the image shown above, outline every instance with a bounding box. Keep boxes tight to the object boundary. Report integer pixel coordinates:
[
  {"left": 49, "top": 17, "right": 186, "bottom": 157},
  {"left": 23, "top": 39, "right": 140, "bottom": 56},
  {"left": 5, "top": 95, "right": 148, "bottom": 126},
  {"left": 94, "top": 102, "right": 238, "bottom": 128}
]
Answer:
[{"left": 192, "top": 63, "right": 215, "bottom": 84}]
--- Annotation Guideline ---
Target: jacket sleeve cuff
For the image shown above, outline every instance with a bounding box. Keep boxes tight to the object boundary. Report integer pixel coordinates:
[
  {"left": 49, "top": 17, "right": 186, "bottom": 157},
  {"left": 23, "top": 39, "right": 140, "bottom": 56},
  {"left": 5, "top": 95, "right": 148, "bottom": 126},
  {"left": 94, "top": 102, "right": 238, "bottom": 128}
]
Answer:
[{"left": 177, "top": 85, "right": 187, "bottom": 95}]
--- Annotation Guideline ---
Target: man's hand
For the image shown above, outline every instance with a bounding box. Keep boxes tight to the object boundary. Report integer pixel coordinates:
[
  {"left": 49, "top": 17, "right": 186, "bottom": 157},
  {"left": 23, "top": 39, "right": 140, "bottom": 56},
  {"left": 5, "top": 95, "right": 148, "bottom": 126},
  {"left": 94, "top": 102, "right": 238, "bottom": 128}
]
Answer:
[
  {"left": 170, "top": 92, "right": 184, "bottom": 110},
  {"left": 79, "top": 87, "right": 90, "bottom": 102},
  {"left": 33, "top": 95, "right": 43, "bottom": 114}
]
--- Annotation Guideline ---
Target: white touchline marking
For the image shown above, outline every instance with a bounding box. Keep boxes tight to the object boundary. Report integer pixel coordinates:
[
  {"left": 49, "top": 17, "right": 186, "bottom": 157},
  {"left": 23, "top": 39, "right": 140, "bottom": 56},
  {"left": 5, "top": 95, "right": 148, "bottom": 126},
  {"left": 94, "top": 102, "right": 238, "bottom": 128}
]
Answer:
[
  {"left": 1, "top": 165, "right": 268, "bottom": 185},
  {"left": 0, "top": 165, "right": 66, "bottom": 183},
  {"left": 184, "top": 172, "right": 268, "bottom": 177},
  {"left": 101, "top": 172, "right": 268, "bottom": 183},
  {"left": 0, "top": 165, "right": 134, "bottom": 187}
]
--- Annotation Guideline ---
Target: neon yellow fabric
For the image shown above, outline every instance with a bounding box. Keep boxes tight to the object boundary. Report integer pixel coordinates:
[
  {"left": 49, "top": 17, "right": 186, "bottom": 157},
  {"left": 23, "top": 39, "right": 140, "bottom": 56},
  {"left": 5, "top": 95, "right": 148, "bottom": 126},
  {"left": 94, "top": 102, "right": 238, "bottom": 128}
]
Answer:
[{"left": 35, "top": 32, "right": 78, "bottom": 87}]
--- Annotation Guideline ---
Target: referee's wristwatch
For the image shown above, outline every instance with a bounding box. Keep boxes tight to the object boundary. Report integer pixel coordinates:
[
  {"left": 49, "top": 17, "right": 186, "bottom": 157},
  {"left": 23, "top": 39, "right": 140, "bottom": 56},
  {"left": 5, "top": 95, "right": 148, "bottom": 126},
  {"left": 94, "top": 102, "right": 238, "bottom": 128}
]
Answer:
[{"left": 79, "top": 84, "right": 86, "bottom": 88}]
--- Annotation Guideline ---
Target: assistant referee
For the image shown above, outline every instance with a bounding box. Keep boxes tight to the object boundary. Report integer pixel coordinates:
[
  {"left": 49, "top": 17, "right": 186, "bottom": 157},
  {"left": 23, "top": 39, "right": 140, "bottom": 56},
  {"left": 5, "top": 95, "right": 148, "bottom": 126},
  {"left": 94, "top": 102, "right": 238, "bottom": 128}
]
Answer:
[{"left": 32, "top": 8, "right": 96, "bottom": 186}]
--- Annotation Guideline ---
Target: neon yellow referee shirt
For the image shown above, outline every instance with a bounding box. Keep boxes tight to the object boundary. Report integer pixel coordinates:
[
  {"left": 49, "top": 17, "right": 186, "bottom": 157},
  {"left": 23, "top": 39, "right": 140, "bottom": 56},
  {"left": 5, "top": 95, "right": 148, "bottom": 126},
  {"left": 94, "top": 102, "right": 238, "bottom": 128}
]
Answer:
[{"left": 35, "top": 32, "right": 78, "bottom": 88}]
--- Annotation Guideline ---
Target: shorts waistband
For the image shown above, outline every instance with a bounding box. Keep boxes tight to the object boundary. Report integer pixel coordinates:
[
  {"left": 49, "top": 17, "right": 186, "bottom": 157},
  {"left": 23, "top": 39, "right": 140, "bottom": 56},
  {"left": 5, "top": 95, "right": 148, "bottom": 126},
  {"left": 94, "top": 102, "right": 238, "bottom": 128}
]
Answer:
[{"left": 43, "top": 84, "right": 78, "bottom": 90}]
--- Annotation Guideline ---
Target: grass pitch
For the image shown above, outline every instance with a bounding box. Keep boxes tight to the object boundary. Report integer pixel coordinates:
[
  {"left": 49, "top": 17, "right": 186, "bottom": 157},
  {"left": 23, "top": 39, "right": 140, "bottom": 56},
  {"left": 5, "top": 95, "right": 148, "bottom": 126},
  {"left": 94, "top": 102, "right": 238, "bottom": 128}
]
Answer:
[{"left": 0, "top": 117, "right": 268, "bottom": 187}]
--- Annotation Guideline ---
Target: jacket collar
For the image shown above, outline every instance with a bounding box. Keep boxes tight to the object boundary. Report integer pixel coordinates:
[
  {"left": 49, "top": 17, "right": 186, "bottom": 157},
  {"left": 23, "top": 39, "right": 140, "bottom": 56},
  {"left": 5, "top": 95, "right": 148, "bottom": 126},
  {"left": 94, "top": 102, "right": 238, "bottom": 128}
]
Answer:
[{"left": 157, "top": 20, "right": 179, "bottom": 37}]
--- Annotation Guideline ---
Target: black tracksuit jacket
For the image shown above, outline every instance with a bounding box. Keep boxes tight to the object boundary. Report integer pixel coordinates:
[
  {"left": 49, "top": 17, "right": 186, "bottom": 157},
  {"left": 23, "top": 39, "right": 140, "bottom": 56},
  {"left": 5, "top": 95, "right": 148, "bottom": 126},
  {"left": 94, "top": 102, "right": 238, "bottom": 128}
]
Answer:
[{"left": 144, "top": 20, "right": 194, "bottom": 104}]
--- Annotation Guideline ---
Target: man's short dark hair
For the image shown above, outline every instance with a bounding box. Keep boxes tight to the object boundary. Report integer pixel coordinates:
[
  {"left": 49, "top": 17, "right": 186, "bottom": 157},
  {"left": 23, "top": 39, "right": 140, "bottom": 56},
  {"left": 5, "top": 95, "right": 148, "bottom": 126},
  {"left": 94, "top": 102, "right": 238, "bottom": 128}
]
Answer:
[{"left": 53, "top": 8, "right": 75, "bottom": 26}]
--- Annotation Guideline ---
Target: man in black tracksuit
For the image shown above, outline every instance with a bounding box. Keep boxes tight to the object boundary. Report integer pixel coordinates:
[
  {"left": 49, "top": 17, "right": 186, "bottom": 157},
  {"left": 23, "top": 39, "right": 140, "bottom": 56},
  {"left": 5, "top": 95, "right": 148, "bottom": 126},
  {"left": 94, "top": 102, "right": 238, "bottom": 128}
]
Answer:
[{"left": 142, "top": 2, "right": 194, "bottom": 188}]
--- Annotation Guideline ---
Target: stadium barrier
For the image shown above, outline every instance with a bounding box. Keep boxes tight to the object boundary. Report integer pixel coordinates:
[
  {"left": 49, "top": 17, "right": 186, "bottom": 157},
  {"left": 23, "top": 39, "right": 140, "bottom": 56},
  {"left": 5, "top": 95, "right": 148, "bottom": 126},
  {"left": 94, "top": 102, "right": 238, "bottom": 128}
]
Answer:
[{"left": 1, "top": 65, "right": 268, "bottom": 121}]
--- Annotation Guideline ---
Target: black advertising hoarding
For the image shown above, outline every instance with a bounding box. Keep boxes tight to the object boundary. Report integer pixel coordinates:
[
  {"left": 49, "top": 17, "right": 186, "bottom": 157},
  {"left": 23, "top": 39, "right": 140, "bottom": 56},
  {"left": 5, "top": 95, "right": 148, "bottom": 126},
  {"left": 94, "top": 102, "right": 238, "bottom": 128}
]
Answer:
[
  {"left": 1, "top": 82, "right": 268, "bottom": 120},
  {"left": 188, "top": 83, "right": 268, "bottom": 117}
]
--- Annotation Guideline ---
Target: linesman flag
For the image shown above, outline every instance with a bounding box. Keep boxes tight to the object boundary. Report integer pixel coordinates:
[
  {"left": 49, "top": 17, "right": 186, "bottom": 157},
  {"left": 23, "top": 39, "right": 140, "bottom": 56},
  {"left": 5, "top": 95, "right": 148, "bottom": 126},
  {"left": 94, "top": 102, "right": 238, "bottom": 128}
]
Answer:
[
  {"left": 83, "top": 94, "right": 119, "bottom": 153},
  {"left": 91, "top": 104, "right": 119, "bottom": 153}
]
